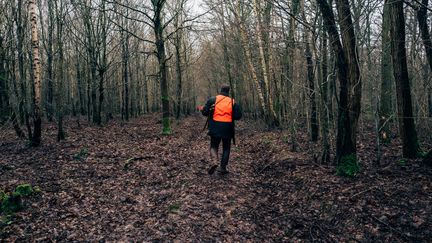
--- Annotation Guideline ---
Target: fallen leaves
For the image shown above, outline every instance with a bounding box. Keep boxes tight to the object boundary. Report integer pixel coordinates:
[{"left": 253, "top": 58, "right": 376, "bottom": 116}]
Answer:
[{"left": 0, "top": 115, "right": 431, "bottom": 241}]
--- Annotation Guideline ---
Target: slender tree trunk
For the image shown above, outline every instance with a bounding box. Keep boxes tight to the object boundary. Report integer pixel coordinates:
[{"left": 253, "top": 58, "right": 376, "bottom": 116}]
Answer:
[
  {"left": 304, "top": 28, "right": 319, "bottom": 142},
  {"left": 220, "top": 5, "right": 234, "bottom": 98},
  {"left": 45, "top": 0, "right": 54, "bottom": 122},
  {"left": 76, "top": 47, "right": 85, "bottom": 116},
  {"left": 121, "top": 30, "right": 130, "bottom": 121},
  {"left": 233, "top": 3, "right": 267, "bottom": 120},
  {"left": 320, "top": 30, "right": 331, "bottom": 163},
  {"left": 317, "top": 0, "right": 362, "bottom": 165},
  {"left": 379, "top": 1, "right": 393, "bottom": 143},
  {"left": 389, "top": 0, "right": 420, "bottom": 158},
  {"left": 97, "top": 2, "right": 107, "bottom": 125},
  {"left": 417, "top": 0, "right": 432, "bottom": 71},
  {"left": 15, "top": 0, "right": 27, "bottom": 127},
  {"left": 0, "top": 33, "right": 8, "bottom": 123},
  {"left": 143, "top": 55, "right": 149, "bottom": 114},
  {"left": 56, "top": 0, "right": 65, "bottom": 141},
  {"left": 175, "top": 25, "right": 183, "bottom": 120},
  {"left": 252, "top": 0, "right": 279, "bottom": 127},
  {"left": 29, "top": 0, "right": 42, "bottom": 146},
  {"left": 153, "top": 2, "right": 171, "bottom": 134}
]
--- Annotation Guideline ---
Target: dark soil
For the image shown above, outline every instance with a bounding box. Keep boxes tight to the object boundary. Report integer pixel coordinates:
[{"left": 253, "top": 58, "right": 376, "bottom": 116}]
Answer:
[{"left": 1, "top": 115, "right": 431, "bottom": 242}]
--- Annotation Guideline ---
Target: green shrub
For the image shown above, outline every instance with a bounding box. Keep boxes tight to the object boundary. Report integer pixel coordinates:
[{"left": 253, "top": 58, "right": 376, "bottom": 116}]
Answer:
[
  {"left": 1, "top": 184, "right": 36, "bottom": 214},
  {"left": 0, "top": 190, "right": 6, "bottom": 202},
  {"left": 336, "top": 155, "right": 360, "bottom": 177},
  {"left": 73, "top": 148, "right": 88, "bottom": 160},
  {"left": 398, "top": 159, "right": 407, "bottom": 166},
  {"left": 169, "top": 203, "right": 181, "bottom": 213},
  {"left": 1, "top": 194, "right": 23, "bottom": 213},
  {"left": 13, "top": 184, "right": 33, "bottom": 197}
]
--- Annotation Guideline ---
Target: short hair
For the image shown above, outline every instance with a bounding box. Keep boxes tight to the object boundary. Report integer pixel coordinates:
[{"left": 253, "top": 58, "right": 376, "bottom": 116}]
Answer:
[{"left": 220, "top": 84, "right": 230, "bottom": 94}]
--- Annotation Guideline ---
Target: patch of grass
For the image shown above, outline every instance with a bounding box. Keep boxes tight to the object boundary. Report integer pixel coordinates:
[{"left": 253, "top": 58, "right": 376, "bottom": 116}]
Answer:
[
  {"left": 162, "top": 117, "right": 172, "bottom": 135},
  {"left": 0, "top": 190, "right": 6, "bottom": 202},
  {"left": 168, "top": 203, "right": 181, "bottom": 214},
  {"left": 1, "top": 184, "right": 37, "bottom": 214},
  {"left": 282, "top": 136, "right": 290, "bottom": 144},
  {"left": 14, "top": 184, "right": 33, "bottom": 197},
  {"left": 1, "top": 194, "right": 23, "bottom": 213},
  {"left": 0, "top": 214, "right": 14, "bottom": 226},
  {"left": 336, "top": 155, "right": 360, "bottom": 177},
  {"left": 73, "top": 148, "right": 88, "bottom": 160},
  {"left": 0, "top": 165, "right": 13, "bottom": 172},
  {"left": 398, "top": 159, "right": 407, "bottom": 166},
  {"left": 262, "top": 137, "right": 272, "bottom": 145}
]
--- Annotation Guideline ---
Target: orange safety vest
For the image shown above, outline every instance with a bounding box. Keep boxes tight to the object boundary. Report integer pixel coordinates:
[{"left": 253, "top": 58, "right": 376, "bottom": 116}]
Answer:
[{"left": 213, "top": 95, "right": 234, "bottom": 122}]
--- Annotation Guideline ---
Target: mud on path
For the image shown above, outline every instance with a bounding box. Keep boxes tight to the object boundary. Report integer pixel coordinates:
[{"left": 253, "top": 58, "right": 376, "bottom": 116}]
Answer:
[{"left": 1, "top": 115, "right": 431, "bottom": 241}]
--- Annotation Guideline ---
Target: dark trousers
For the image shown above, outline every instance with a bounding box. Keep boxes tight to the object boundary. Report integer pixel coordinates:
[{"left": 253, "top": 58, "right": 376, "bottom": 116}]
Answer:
[{"left": 210, "top": 136, "right": 231, "bottom": 169}]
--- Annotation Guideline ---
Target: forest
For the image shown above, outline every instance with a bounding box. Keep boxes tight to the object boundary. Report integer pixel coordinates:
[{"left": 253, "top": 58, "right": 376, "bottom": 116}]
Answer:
[{"left": 1, "top": 0, "right": 432, "bottom": 241}]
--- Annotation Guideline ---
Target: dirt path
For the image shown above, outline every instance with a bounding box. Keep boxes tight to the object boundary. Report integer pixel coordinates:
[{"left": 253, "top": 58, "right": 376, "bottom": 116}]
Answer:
[{"left": 1, "top": 115, "right": 431, "bottom": 241}]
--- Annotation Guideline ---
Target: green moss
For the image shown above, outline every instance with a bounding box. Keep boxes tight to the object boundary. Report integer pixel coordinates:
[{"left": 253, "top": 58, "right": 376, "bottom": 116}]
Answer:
[
  {"left": 1, "top": 194, "right": 22, "bottom": 213},
  {"left": 398, "top": 159, "right": 407, "bottom": 166},
  {"left": 13, "top": 184, "right": 33, "bottom": 197},
  {"left": 336, "top": 154, "right": 360, "bottom": 177},
  {"left": 73, "top": 148, "right": 88, "bottom": 160},
  {"left": 169, "top": 203, "right": 181, "bottom": 213},
  {"left": 162, "top": 117, "right": 171, "bottom": 135},
  {"left": 1, "top": 184, "right": 37, "bottom": 214}
]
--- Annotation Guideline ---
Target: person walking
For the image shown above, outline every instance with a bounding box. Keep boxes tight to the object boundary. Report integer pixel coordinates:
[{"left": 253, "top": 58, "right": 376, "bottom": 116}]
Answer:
[{"left": 202, "top": 84, "right": 242, "bottom": 175}]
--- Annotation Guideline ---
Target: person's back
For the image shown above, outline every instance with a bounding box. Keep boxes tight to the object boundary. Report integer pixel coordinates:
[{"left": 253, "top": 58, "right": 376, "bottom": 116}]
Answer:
[{"left": 202, "top": 84, "right": 242, "bottom": 175}]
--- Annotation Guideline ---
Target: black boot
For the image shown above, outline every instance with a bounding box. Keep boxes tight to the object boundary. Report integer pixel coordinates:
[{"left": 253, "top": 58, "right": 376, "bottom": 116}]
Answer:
[{"left": 217, "top": 166, "right": 229, "bottom": 175}]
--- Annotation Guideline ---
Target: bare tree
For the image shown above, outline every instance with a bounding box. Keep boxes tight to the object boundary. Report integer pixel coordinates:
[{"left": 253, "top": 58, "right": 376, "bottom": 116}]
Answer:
[{"left": 29, "top": 0, "right": 42, "bottom": 146}]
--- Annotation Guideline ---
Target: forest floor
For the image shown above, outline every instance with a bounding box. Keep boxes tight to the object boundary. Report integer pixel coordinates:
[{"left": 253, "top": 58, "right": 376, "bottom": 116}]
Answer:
[{"left": 1, "top": 114, "right": 432, "bottom": 242}]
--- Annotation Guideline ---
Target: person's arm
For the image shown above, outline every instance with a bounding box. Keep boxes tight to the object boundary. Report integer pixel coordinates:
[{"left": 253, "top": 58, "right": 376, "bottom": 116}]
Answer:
[
  {"left": 202, "top": 97, "right": 216, "bottom": 117},
  {"left": 233, "top": 103, "right": 242, "bottom": 120}
]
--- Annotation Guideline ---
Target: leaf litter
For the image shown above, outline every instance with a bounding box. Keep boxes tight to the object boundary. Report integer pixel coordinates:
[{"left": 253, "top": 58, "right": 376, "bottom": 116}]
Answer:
[{"left": 0, "top": 114, "right": 431, "bottom": 241}]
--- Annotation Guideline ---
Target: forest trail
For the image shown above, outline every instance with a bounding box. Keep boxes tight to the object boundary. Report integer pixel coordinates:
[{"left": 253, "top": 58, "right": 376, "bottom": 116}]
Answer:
[{"left": 1, "top": 115, "right": 432, "bottom": 241}]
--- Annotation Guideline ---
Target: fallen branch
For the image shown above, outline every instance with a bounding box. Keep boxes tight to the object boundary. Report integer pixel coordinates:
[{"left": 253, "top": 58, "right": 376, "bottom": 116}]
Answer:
[
  {"left": 372, "top": 215, "right": 417, "bottom": 240},
  {"left": 123, "top": 156, "right": 154, "bottom": 170}
]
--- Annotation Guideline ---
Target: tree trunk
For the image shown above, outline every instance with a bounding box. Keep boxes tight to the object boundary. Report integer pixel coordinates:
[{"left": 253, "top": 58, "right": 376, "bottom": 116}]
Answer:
[
  {"left": 417, "top": 0, "right": 432, "bottom": 71},
  {"left": 175, "top": 23, "right": 183, "bottom": 120},
  {"left": 45, "top": 0, "right": 54, "bottom": 122},
  {"left": 389, "top": 0, "right": 420, "bottom": 158},
  {"left": 305, "top": 29, "right": 319, "bottom": 142},
  {"left": 56, "top": 0, "right": 65, "bottom": 141},
  {"left": 320, "top": 30, "right": 331, "bottom": 163},
  {"left": 122, "top": 29, "right": 130, "bottom": 121},
  {"left": 379, "top": 1, "right": 393, "bottom": 143},
  {"left": 29, "top": 0, "right": 42, "bottom": 146},
  {"left": 154, "top": 1, "right": 171, "bottom": 134},
  {"left": 317, "top": 0, "right": 362, "bottom": 165},
  {"left": 0, "top": 33, "right": 8, "bottom": 123},
  {"left": 143, "top": 55, "right": 149, "bottom": 114},
  {"left": 252, "top": 0, "right": 279, "bottom": 127},
  {"left": 233, "top": 3, "right": 268, "bottom": 122}
]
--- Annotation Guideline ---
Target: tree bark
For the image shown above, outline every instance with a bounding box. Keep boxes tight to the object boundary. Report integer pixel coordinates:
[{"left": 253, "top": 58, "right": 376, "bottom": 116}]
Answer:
[
  {"left": 0, "top": 33, "right": 8, "bottom": 123},
  {"left": 304, "top": 24, "right": 319, "bottom": 142},
  {"left": 55, "top": 0, "right": 65, "bottom": 141},
  {"left": 121, "top": 29, "right": 130, "bottom": 121},
  {"left": 29, "top": 0, "right": 42, "bottom": 146},
  {"left": 389, "top": 0, "right": 420, "bottom": 158},
  {"left": 379, "top": 1, "right": 393, "bottom": 143},
  {"left": 45, "top": 0, "right": 54, "bottom": 122},
  {"left": 232, "top": 2, "right": 268, "bottom": 124},
  {"left": 317, "top": 0, "right": 362, "bottom": 164},
  {"left": 174, "top": 11, "right": 183, "bottom": 120},
  {"left": 417, "top": 0, "right": 432, "bottom": 71},
  {"left": 252, "top": 0, "right": 279, "bottom": 127},
  {"left": 320, "top": 30, "right": 331, "bottom": 163},
  {"left": 153, "top": 0, "right": 171, "bottom": 134}
]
